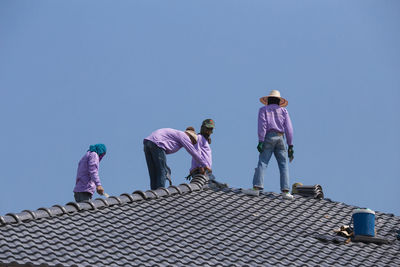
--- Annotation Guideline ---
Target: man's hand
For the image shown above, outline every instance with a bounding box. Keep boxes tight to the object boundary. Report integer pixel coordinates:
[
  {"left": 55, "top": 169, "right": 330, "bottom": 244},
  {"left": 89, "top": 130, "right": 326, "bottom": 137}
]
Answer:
[
  {"left": 288, "top": 145, "right": 294, "bottom": 162},
  {"left": 96, "top": 185, "right": 104, "bottom": 195},
  {"left": 205, "top": 167, "right": 212, "bottom": 173},
  {"left": 257, "top": 142, "right": 264, "bottom": 153}
]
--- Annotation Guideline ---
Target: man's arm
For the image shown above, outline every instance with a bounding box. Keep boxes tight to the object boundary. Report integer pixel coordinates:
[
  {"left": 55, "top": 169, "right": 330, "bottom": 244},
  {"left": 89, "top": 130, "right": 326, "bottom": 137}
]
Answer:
[
  {"left": 284, "top": 109, "right": 293, "bottom": 146},
  {"left": 88, "top": 152, "right": 104, "bottom": 194},
  {"left": 181, "top": 136, "right": 210, "bottom": 168},
  {"left": 258, "top": 107, "right": 267, "bottom": 142},
  {"left": 191, "top": 139, "right": 213, "bottom": 175}
]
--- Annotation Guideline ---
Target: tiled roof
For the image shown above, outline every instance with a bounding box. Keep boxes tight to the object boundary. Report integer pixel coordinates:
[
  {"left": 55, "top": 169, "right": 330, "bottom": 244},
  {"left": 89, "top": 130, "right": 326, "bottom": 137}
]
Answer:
[{"left": 1, "top": 178, "right": 399, "bottom": 266}]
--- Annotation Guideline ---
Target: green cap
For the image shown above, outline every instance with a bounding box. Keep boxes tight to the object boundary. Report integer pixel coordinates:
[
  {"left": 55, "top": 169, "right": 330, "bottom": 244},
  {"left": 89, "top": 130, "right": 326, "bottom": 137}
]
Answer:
[{"left": 202, "top": 119, "right": 215, "bottom": 128}]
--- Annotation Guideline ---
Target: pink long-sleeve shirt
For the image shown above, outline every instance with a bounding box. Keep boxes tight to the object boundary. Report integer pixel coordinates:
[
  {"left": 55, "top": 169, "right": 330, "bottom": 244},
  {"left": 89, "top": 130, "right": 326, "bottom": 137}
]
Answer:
[
  {"left": 145, "top": 128, "right": 209, "bottom": 167},
  {"left": 258, "top": 104, "right": 293, "bottom": 146},
  {"left": 191, "top": 134, "right": 212, "bottom": 171},
  {"left": 73, "top": 151, "right": 102, "bottom": 194}
]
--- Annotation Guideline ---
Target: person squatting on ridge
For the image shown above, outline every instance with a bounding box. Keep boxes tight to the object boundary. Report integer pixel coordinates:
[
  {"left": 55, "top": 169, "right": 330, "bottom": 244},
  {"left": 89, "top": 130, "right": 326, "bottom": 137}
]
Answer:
[
  {"left": 143, "top": 127, "right": 210, "bottom": 190},
  {"left": 244, "top": 90, "right": 295, "bottom": 200},
  {"left": 73, "top": 144, "right": 106, "bottom": 202},
  {"left": 188, "top": 119, "right": 215, "bottom": 181}
]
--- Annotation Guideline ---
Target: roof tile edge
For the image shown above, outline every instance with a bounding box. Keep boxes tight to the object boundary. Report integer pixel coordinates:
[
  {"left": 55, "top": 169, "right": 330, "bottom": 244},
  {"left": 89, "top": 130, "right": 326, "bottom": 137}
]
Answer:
[{"left": 0, "top": 174, "right": 209, "bottom": 227}]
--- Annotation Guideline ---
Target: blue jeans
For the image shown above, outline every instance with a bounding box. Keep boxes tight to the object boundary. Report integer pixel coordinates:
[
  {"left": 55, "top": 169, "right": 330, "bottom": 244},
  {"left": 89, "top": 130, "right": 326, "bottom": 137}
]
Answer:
[
  {"left": 143, "top": 140, "right": 171, "bottom": 190},
  {"left": 253, "top": 132, "right": 290, "bottom": 191},
  {"left": 74, "top": 192, "right": 92, "bottom": 202}
]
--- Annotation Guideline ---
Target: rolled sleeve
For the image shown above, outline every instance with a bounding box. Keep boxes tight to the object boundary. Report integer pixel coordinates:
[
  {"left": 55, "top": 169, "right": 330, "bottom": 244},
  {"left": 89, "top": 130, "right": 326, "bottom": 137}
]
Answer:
[{"left": 88, "top": 152, "right": 101, "bottom": 186}]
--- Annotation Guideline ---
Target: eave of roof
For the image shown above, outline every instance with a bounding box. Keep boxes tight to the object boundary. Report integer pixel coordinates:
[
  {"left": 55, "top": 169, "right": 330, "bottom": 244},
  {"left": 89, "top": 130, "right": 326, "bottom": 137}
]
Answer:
[{"left": 1, "top": 176, "right": 399, "bottom": 267}]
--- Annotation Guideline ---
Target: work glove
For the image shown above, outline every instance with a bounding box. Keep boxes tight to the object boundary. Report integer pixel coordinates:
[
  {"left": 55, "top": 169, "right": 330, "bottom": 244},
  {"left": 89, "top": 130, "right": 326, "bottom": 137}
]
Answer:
[
  {"left": 96, "top": 185, "right": 104, "bottom": 195},
  {"left": 288, "top": 145, "right": 294, "bottom": 162},
  {"left": 257, "top": 142, "right": 264, "bottom": 153}
]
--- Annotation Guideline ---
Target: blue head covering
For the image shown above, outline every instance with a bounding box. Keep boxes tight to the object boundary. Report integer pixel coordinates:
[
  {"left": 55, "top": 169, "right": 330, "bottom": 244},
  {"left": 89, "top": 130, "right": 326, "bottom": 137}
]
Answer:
[{"left": 88, "top": 144, "right": 107, "bottom": 156}]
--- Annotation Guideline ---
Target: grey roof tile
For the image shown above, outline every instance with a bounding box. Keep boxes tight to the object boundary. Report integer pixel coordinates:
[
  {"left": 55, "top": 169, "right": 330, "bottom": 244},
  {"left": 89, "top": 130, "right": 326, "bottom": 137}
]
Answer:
[{"left": 1, "top": 184, "right": 400, "bottom": 266}]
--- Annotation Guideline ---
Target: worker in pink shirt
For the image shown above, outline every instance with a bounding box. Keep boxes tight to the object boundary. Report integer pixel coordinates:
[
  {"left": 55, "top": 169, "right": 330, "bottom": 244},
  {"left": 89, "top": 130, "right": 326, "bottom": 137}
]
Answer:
[
  {"left": 144, "top": 127, "right": 209, "bottom": 190},
  {"left": 189, "top": 119, "right": 214, "bottom": 179},
  {"left": 243, "top": 90, "right": 294, "bottom": 200},
  {"left": 73, "top": 144, "right": 106, "bottom": 202}
]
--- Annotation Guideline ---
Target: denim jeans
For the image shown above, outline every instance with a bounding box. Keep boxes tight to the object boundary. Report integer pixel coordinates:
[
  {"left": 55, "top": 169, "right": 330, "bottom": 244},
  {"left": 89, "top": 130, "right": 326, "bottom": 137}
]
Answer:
[
  {"left": 74, "top": 192, "right": 92, "bottom": 202},
  {"left": 253, "top": 132, "right": 290, "bottom": 191},
  {"left": 143, "top": 140, "right": 171, "bottom": 190}
]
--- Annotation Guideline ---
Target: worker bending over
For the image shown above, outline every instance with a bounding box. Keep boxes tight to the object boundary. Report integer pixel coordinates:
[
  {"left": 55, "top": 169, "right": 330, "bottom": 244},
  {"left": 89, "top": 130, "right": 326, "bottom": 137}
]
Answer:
[
  {"left": 73, "top": 144, "right": 106, "bottom": 202},
  {"left": 144, "top": 127, "right": 209, "bottom": 190}
]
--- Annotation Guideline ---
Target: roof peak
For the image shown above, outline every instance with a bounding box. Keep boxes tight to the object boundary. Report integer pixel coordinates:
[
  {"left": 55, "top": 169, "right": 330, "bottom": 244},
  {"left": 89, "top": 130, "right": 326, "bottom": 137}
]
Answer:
[{"left": 1, "top": 174, "right": 211, "bottom": 227}]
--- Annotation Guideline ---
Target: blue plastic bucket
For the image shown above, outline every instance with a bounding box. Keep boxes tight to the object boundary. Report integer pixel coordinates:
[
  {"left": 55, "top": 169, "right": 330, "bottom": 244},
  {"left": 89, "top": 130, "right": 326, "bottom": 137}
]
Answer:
[{"left": 352, "top": 208, "right": 375, "bottom": 237}]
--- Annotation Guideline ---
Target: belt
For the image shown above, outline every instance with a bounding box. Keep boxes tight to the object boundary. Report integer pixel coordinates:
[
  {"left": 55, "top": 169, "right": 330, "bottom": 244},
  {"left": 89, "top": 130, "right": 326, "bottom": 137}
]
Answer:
[{"left": 267, "top": 131, "right": 284, "bottom": 136}]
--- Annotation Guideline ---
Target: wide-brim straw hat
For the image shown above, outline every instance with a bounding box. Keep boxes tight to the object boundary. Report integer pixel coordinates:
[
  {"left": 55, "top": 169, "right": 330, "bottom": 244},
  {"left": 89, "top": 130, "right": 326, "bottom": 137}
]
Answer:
[{"left": 259, "top": 90, "right": 288, "bottom": 107}]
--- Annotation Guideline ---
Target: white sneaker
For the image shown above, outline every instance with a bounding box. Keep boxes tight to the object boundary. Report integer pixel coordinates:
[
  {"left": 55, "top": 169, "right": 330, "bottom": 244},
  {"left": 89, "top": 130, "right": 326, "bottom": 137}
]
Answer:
[
  {"left": 282, "top": 192, "right": 294, "bottom": 200},
  {"left": 242, "top": 188, "right": 260, "bottom": 196}
]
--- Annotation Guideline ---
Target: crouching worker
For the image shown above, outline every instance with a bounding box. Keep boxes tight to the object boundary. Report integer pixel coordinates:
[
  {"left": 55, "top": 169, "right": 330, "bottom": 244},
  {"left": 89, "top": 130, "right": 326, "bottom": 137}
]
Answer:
[
  {"left": 73, "top": 144, "right": 106, "bottom": 202},
  {"left": 189, "top": 119, "right": 215, "bottom": 180},
  {"left": 144, "top": 127, "right": 210, "bottom": 190},
  {"left": 188, "top": 119, "right": 227, "bottom": 189}
]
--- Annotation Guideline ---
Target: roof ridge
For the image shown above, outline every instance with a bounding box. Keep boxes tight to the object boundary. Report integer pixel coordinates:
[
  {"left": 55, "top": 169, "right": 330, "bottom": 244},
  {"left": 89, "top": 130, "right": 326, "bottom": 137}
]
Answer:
[{"left": 0, "top": 174, "right": 210, "bottom": 227}]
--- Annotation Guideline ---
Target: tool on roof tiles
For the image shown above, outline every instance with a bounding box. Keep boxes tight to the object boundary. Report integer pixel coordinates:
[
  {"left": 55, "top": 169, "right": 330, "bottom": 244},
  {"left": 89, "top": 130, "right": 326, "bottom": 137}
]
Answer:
[
  {"left": 102, "top": 193, "right": 110, "bottom": 198},
  {"left": 334, "top": 222, "right": 354, "bottom": 244}
]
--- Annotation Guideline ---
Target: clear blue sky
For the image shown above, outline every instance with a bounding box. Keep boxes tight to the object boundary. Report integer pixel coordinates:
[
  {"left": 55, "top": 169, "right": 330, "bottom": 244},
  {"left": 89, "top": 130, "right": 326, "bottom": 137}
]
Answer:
[{"left": 1, "top": 1, "right": 399, "bottom": 217}]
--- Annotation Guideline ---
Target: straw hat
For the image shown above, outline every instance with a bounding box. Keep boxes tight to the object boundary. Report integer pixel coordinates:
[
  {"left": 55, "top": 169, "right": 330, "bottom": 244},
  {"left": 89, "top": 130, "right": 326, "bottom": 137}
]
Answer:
[{"left": 259, "top": 90, "right": 288, "bottom": 107}]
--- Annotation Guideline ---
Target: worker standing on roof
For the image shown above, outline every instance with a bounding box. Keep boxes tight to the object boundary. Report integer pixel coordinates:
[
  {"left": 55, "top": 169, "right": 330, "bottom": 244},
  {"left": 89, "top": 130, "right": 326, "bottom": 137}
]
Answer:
[
  {"left": 73, "top": 144, "right": 106, "bottom": 202},
  {"left": 189, "top": 119, "right": 215, "bottom": 180},
  {"left": 144, "top": 127, "right": 210, "bottom": 190},
  {"left": 244, "top": 90, "right": 294, "bottom": 200}
]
